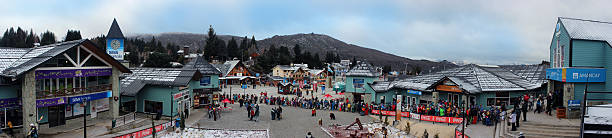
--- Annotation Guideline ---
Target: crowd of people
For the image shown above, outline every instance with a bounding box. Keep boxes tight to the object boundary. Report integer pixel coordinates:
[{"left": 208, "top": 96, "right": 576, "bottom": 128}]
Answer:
[{"left": 212, "top": 89, "right": 558, "bottom": 130}]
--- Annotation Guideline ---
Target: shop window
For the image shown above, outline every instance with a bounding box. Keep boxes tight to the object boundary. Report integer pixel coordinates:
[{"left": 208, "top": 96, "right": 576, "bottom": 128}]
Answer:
[
  {"left": 144, "top": 100, "right": 163, "bottom": 114},
  {"left": 97, "top": 76, "right": 110, "bottom": 85},
  {"left": 87, "top": 76, "right": 97, "bottom": 87}
]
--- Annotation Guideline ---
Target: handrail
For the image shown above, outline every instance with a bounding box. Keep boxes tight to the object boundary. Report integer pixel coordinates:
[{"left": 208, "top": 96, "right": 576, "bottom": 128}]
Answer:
[{"left": 36, "top": 84, "right": 112, "bottom": 99}]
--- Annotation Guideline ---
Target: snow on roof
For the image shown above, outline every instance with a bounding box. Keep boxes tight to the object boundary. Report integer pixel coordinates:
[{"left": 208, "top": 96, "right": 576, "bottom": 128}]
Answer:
[
  {"left": 383, "top": 64, "right": 546, "bottom": 94},
  {"left": 345, "top": 62, "right": 378, "bottom": 77},
  {"left": 183, "top": 56, "right": 222, "bottom": 75},
  {"left": 121, "top": 68, "right": 196, "bottom": 96},
  {"left": 0, "top": 40, "right": 84, "bottom": 77},
  {"left": 559, "top": 17, "right": 612, "bottom": 47}
]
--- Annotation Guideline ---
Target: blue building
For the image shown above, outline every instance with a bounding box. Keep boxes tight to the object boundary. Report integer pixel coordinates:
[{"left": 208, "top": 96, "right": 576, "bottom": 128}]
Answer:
[{"left": 546, "top": 17, "right": 612, "bottom": 112}]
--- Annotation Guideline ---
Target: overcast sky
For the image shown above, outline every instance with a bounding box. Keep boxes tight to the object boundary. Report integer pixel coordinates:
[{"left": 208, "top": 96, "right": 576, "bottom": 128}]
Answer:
[{"left": 1, "top": 0, "right": 611, "bottom": 65}]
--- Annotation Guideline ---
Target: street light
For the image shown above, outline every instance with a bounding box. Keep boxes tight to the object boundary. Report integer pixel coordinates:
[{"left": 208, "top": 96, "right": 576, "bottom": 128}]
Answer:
[{"left": 83, "top": 101, "right": 87, "bottom": 138}]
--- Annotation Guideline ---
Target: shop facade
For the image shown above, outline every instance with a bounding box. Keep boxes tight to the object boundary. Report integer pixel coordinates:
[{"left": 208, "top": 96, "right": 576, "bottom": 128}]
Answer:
[
  {"left": 546, "top": 17, "right": 612, "bottom": 112},
  {"left": 345, "top": 62, "right": 379, "bottom": 104},
  {"left": 0, "top": 39, "right": 130, "bottom": 134},
  {"left": 370, "top": 64, "right": 547, "bottom": 109}
]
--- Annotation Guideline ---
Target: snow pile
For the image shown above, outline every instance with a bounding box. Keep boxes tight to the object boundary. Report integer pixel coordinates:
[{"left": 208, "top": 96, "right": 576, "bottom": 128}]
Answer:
[
  {"left": 363, "top": 123, "right": 411, "bottom": 138},
  {"left": 161, "top": 128, "right": 269, "bottom": 138},
  {"left": 586, "top": 104, "right": 612, "bottom": 125}
]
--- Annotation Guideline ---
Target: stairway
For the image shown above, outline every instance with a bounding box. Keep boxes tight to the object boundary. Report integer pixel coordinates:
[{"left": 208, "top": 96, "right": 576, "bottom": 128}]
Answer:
[{"left": 503, "top": 121, "right": 580, "bottom": 138}]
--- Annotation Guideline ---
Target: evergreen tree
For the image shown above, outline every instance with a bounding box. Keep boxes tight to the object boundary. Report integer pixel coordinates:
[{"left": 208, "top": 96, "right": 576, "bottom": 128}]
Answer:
[
  {"left": 128, "top": 51, "right": 140, "bottom": 66},
  {"left": 227, "top": 37, "right": 239, "bottom": 59},
  {"left": 293, "top": 44, "right": 302, "bottom": 63},
  {"left": 143, "top": 52, "right": 172, "bottom": 68},
  {"left": 279, "top": 46, "right": 292, "bottom": 65},
  {"left": 25, "top": 29, "right": 39, "bottom": 48},
  {"left": 204, "top": 25, "right": 218, "bottom": 60},
  {"left": 350, "top": 57, "right": 357, "bottom": 69},
  {"left": 15, "top": 27, "right": 27, "bottom": 48},
  {"left": 40, "top": 30, "right": 56, "bottom": 45},
  {"left": 250, "top": 35, "right": 257, "bottom": 49},
  {"left": 64, "top": 30, "right": 82, "bottom": 41}
]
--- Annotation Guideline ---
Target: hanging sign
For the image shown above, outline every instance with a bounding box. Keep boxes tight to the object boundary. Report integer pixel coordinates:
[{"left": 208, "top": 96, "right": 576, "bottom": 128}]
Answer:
[
  {"left": 69, "top": 91, "right": 111, "bottom": 104},
  {"left": 36, "top": 97, "right": 66, "bottom": 107}
]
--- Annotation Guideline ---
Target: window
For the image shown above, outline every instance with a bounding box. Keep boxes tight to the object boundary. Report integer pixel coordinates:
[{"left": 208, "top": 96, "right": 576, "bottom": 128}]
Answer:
[
  {"left": 200, "top": 76, "right": 211, "bottom": 86},
  {"left": 353, "top": 79, "right": 364, "bottom": 88},
  {"left": 144, "top": 100, "right": 163, "bottom": 114}
]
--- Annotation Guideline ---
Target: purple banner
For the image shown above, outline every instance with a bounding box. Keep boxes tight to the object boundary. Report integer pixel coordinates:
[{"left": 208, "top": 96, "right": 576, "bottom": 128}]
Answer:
[
  {"left": 0, "top": 98, "right": 21, "bottom": 108},
  {"left": 35, "top": 68, "right": 112, "bottom": 80},
  {"left": 36, "top": 97, "right": 67, "bottom": 107}
]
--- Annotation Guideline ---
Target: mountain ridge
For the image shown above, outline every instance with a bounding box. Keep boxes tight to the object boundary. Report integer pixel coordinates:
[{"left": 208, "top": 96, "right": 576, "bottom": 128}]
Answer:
[{"left": 128, "top": 32, "right": 456, "bottom": 71}]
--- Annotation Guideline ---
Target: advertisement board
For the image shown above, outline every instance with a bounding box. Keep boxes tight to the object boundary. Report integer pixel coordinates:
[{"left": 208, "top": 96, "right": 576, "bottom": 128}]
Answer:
[
  {"left": 370, "top": 110, "right": 463, "bottom": 124},
  {"left": 107, "top": 38, "right": 124, "bottom": 60},
  {"left": 546, "top": 68, "right": 606, "bottom": 82},
  {"left": 35, "top": 68, "right": 112, "bottom": 80}
]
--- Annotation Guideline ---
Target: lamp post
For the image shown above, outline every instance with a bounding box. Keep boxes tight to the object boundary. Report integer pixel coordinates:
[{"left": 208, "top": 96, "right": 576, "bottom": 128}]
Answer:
[{"left": 83, "top": 101, "right": 87, "bottom": 138}]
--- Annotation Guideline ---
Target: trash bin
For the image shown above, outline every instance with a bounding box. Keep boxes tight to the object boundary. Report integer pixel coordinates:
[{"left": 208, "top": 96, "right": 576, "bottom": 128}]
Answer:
[{"left": 556, "top": 107, "right": 566, "bottom": 118}]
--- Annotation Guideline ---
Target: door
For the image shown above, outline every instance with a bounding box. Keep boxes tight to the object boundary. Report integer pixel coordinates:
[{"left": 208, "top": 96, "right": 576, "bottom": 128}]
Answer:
[{"left": 48, "top": 106, "right": 59, "bottom": 127}]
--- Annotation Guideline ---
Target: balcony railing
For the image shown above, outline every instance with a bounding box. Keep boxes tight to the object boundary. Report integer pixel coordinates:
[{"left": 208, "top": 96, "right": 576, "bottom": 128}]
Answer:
[{"left": 36, "top": 84, "right": 112, "bottom": 99}]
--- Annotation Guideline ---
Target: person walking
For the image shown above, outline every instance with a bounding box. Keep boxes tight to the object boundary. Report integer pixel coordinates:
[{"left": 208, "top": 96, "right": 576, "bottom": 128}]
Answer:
[
  {"left": 312, "top": 108, "right": 317, "bottom": 116},
  {"left": 522, "top": 101, "right": 528, "bottom": 121},
  {"left": 27, "top": 123, "right": 38, "bottom": 138},
  {"left": 330, "top": 112, "right": 336, "bottom": 120},
  {"left": 510, "top": 111, "right": 517, "bottom": 131},
  {"left": 247, "top": 104, "right": 252, "bottom": 119}
]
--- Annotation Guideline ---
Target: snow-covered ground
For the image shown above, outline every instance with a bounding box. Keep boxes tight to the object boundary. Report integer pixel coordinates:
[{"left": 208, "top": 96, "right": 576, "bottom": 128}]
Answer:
[
  {"left": 363, "top": 123, "right": 412, "bottom": 138},
  {"left": 585, "top": 104, "right": 612, "bottom": 125},
  {"left": 160, "top": 128, "right": 269, "bottom": 138}
]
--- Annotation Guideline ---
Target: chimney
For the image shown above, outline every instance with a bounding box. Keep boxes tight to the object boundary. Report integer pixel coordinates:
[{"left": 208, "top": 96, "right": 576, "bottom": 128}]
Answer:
[{"left": 183, "top": 46, "right": 190, "bottom": 55}]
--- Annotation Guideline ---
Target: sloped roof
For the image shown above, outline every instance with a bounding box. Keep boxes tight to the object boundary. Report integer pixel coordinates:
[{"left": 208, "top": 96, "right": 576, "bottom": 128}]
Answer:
[
  {"left": 0, "top": 39, "right": 130, "bottom": 78},
  {"left": 107, "top": 18, "right": 124, "bottom": 38},
  {"left": 120, "top": 68, "right": 196, "bottom": 96},
  {"left": 183, "top": 56, "right": 221, "bottom": 75},
  {"left": 499, "top": 64, "right": 548, "bottom": 87},
  {"left": 369, "top": 81, "right": 393, "bottom": 92},
  {"left": 559, "top": 17, "right": 612, "bottom": 47},
  {"left": 308, "top": 69, "right": 324, "bottom": 75},
  {"left": 213, "top": 60, "right": 241, "bottom": 77},
  {"left": 346, "top": 62, "right": 378, "bottom": 77},
  {"left": 388, "top": 64, "right": 546, "bottom": 94}
]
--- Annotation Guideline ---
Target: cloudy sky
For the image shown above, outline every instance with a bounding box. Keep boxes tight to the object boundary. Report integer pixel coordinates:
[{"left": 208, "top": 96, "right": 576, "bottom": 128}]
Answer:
[{"left": 1, "top": 0, "right": 611, "bottom": 65}]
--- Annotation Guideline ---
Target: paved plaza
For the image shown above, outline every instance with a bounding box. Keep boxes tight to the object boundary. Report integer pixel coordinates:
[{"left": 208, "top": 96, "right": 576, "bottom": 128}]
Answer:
[{"left": 193, "top": 103, "right": 374, "bottom": 138}]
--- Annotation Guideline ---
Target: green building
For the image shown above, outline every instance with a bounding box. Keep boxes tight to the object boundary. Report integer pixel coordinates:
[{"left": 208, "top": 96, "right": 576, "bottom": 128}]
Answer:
[
  {"left": 345, "top": 62, "right": 380, "bottom": 104},
  {"left": 546, "top": 17, "right": 612, "bottom": 111},
  {"left": 369, "top": 64, "right": 547, "bottom": 109},
  {"left": 120, "top": 56, "right": 221, "bottom": 116}
]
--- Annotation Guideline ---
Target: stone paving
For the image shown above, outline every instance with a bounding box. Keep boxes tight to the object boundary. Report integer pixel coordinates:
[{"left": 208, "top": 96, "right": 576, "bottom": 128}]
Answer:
[{"left": 193, "top": 103, "right": 374, "bottom": 138}]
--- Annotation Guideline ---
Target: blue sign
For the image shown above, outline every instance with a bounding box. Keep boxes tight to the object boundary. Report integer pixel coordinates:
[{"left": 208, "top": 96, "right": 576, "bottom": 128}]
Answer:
[
  {"left": 69, "top": 91, "right": 111, "bottom": 104},
  {"left": 568, "top": 100, "right": 581, "bottom": 107},
  {"left": 242, "top": 84, "right": 247, "bottom": 89},
  {"left": 106, "top": 38, "right": 124, "bottom": 60},
  {"left": 407, "top": 90, "right": 422, "bottom": 95},
  {"left": 546, "top": 68, "right": 606, "bottom": 82},
  {"left": 200, "top": 76, "right": 211, "bottom": 86}
]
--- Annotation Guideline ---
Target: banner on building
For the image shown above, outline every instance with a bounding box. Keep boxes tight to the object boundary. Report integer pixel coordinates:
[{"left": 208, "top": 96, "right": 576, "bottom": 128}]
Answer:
[
  {"left": 36, "top": 97, "right": 66, "bottom": 108},
  {"left": 35, "top": 68, "right": 112, "bottom": 80},
  {"left": 0, "top": 98, "right": 20, "bottom": 108},
  {"left": 69, "top": 91, "right": 111, "bottom": 104},
  {"left": 546, "top": 68, "right": 606, "bottom": 82},
  {"left": 370, "top": 110, "right": 463, "bottom": 124}
]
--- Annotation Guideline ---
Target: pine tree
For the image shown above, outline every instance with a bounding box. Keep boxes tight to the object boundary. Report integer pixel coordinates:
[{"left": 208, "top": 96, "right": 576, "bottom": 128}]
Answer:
[
  {"left": 227, "top": 37, "right": 239, "bottom": 59},
  {"left": 293, "top": 44, "right": 302, "bottom": 63},
  {"left": 25, "top": 29, "right": 39, "bottom": 48},
  {"left": 40, "top": 30, "right": 56, "bottom": 45},
  {"left": 64, "top": 30, "right": 82, "bottom": 41},
  {"left": 204, "top": 25, "right": 218, "bottom": 60}
]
